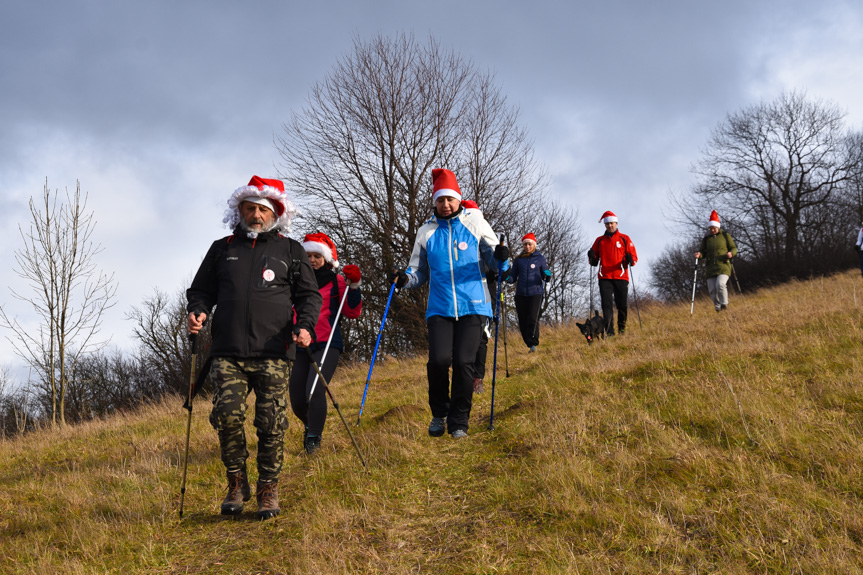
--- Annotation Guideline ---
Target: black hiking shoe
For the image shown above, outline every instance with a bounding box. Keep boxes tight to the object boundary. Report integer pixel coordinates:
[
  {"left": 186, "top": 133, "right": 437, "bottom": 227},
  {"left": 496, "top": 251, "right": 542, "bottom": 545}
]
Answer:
[
  {"left": 256, "top": 480, "right": 280, "bottom": 520},
  {"left": 304, "top": 434, "right": 321, "bottom": 455},
  {"left": 220, "top": 467, "right": 251, "bottom": 516},
  {"left": 428, "top": 417, "right": 446, "bottom": 437}
]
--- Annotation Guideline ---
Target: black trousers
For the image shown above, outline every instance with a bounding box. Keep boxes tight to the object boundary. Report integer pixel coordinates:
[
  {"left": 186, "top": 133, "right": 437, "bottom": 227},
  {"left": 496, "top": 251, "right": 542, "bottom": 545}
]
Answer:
[
  {"left": 598, "top": 279, "right": 628, "bottom": 334},
  {"left": 473, "top": 319, "right": 490, "bottom": 380},
  {"left": 514, "top": 294, "right": 542, "bottom": 347},
  {"left": 288, "top": 347, "right": 340, "bottom": 437},
  {"left": 427, "top": 314, "right": 484, "bottom": 433}
]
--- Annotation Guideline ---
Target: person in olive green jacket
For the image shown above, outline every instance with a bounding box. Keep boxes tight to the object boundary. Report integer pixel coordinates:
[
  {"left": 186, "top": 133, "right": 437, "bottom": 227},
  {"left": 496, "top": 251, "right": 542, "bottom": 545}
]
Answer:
[{"left": 694, "top": 210, "right": 738, "bottom": 312}]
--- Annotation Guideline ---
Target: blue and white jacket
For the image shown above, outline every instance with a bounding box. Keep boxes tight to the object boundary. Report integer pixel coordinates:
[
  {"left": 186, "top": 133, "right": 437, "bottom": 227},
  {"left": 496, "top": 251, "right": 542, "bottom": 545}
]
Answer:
[{"left": 404, "top": 208, "right": 510, "bottom": 320}]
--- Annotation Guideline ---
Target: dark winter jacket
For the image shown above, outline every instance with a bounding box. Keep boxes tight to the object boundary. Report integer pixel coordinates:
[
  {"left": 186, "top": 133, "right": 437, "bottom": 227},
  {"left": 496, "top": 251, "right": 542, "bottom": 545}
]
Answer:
[
  {"left": 186, "top": 228, "right": 322, "bottom": 360},
  {"left": 508, "top": 251, "right": 549, "bottom": 297},
  {"left": 698, "top": 230, "right": 738, "bottom": 278}
]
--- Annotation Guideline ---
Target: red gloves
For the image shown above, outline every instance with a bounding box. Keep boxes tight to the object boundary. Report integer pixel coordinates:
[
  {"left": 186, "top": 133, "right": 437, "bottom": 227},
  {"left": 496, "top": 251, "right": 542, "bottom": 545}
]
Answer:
[{"left": 343, "top": 264, "right": 361, "bottom": 287}]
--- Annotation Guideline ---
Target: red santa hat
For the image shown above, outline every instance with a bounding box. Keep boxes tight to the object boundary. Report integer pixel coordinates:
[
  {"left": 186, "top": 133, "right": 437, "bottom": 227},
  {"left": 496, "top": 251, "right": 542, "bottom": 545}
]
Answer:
[
  {"left": 461, "top": 199, "right": 479, "bottom": 210},
  {"left": 223, "top": 175, "right": 298, "bottom": 232},
  {"left": 599, "top": 211, "right": 618, "bottom": 224},
  {"left": 302, "top": 232, "right": 339, "bottom": 268},
  {"left": 708, "top": 210, "right": 721, "bottom": 229},
  {"left": 521, "top": 233, "right": 536, "bottom": 245},
  {"left": 432, "top": 168, "right": 462, "bottom": 202}
]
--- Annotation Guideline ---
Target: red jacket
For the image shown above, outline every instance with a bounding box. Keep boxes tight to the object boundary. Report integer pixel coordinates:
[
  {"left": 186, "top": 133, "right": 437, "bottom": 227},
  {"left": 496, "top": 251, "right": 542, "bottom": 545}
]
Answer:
[{"left": 591, "top": 230, "right": 638, "bottom": 281}]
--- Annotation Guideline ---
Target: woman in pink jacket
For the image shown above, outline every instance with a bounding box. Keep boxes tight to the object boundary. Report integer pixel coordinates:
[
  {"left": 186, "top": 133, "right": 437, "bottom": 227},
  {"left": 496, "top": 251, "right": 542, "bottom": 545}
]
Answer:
[{"left": 289, "top": 233, "right": 362, "bottom": 454}]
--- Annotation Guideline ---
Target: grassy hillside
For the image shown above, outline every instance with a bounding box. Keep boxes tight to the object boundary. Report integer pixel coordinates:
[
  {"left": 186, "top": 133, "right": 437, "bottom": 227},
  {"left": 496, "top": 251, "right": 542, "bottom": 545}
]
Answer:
[{"left": 2, "top": 272, "right": 863, "bottom": 574}]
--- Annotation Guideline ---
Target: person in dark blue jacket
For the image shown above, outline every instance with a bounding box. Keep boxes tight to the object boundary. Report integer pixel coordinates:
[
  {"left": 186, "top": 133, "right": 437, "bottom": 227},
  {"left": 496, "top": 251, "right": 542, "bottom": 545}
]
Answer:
[
  {"left": 507, "top": 233, "right": 550, "bottom": 352},
  {"left": 390, "top": 169, "right": 510, "bottom": 439}
]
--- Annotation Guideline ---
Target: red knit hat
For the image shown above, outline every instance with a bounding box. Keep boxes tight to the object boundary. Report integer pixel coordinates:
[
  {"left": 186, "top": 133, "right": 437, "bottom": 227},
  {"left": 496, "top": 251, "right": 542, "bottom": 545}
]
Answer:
[
  {"left": 708, "top": 210, "right": 721, "bottom": 228},
  {"left": 302, "top": 232, "right": 339, "bottom": 268},
  {"left": 599, "top": 211, "right": 618, "bottom": 224},
  {"left": 521, "top": 233, "right": 536, "bottom": 244},
  {"left": 432, "top": 169, "right": 461, "bottom": 202}
]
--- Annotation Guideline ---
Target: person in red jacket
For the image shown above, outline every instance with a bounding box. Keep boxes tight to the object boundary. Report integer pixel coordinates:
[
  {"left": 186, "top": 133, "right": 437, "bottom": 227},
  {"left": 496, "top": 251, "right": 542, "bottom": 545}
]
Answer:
[
  {"left": 588, "top": 211, "right": 638, "bottom": 336},
  {"left": 288, "top": 232, "right": 362, "bottom": 454}
]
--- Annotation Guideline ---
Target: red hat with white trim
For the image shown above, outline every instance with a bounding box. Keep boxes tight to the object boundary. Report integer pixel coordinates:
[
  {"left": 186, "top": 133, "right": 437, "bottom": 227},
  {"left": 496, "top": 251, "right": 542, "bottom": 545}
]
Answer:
[
  {"left": 521, "top": 233, "right": 536, "bottom": 244},
  {"left": 461, "top": 199, "right": 479, "bottom": 210},
  {"left": 432, "top": 169, "right": 461, "bottom": 202},
  {"left": 708, "top": 210, "right": 721, "bottom": 229},
  {"left": 599, "top": 211, "right": 618, "bottom": 224},
  {"left": 302, "top": 232, "right": 339, "bottom": 269},
  {"left": 224, "top": 175, "right": 298, "bottom": 232}
]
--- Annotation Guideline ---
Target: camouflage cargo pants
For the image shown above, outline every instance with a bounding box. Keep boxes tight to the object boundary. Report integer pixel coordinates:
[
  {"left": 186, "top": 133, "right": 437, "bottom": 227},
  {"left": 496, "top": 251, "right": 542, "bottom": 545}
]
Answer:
[{"left": 209, "top": 357, "right": 289, "bottom": 482}]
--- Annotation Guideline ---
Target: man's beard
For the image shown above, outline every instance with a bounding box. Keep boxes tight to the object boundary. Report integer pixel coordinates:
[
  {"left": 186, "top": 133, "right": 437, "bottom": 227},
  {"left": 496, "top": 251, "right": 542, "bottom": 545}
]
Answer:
[{"left": 240, "top": 217, "right": 277, "bottom": 238}]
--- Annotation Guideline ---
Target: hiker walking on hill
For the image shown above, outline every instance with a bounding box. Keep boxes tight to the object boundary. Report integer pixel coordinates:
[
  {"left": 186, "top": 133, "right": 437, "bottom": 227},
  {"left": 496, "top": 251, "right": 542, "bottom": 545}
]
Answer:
[
  {"left": 389, "top": 169, "right": 510, "bottom": 439},
  {"left": 588, "top": 211, "right": 638, "bottom": 336},
  {"left": 288, "top": 232, "right": 362, "bottom": 455},
  {"left": 186, "top": 176, "right": 322, "bottom": 520},
  {"left": 506, "top": 233, "right": 550, "bottom": 352},
  {"left": 695, "top": 210, "right": 738, "bottom": 312},
  {"left": 855, "top": 222, "right": 863, "bottom": 277}
]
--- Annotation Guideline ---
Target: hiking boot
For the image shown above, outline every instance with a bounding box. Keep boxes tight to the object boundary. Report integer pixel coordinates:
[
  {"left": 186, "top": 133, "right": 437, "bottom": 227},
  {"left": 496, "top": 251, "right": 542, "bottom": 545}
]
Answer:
[
  {"left": 720, "top": 304, "right": 727, "bottom": 311},
  {"left": 220, "top": 467, "right": 251, "bottom": 516},
  {"left": 473, "top": 377, "right": 484, "bottom": 393},
  {"left": 428, "top": 417, "right": 446, "bottom": 437},
  {"left": 256, "top": 480, "right": 280, "bottom": 520},
  {"left": 304, "top": 434, "right": 321, "bottom": 455},
  {"left": 451, "top": 429, "right": 468, "bottom": 439},
  {"left": 529, "top": 345, "right": 537, "bottom": 353},
  {"left": 619, "top": 329, "right": 625, "bottom": 335}
]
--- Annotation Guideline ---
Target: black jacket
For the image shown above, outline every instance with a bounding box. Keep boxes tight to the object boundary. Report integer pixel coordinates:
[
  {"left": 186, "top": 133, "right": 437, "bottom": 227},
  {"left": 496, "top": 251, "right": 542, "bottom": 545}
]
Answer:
[{"left": 186, "top": 228, "right": 323, "bottom": 360}]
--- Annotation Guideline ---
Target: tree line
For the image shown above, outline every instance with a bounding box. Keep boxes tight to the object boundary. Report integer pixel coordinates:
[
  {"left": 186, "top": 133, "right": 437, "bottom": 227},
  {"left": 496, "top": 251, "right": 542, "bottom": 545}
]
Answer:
[{"left": 650, "top": 91, "right": 863, "bottom": 301}]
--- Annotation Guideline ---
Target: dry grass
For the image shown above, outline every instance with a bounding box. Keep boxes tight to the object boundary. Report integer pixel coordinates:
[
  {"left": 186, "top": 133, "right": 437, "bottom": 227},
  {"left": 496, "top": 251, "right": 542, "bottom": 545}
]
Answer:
[{"left": 2, "top": 271, "right": 863, "bottom": 573}]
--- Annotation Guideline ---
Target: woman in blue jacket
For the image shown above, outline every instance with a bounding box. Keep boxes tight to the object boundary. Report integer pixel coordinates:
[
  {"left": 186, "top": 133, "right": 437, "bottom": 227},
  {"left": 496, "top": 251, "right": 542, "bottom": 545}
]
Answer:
[
  {"left": 390, "top": 169, "right": 509, "bottom": 439},
  {"left": 507, "top": 233, "right": 550, "bottom": 352}
]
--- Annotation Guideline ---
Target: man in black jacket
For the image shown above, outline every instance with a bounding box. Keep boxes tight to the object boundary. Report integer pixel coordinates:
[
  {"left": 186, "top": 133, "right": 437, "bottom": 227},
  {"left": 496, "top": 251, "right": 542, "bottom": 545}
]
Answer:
[{"left": 187, "top": 175, "right": 322, "bottom": 520}]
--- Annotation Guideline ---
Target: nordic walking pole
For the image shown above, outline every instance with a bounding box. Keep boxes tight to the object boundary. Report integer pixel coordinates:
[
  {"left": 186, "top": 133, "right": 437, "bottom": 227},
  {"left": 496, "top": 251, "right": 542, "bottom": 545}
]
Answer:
[
  {"left": 690, "top": 257, "right": 699, "bottom": 316},
  {"left": 488, "top": 256, "right": 505, "bottom": 431},
  {"left": 730, "top": 260, "right": 743, "bottom": 294},
  {"left": 628, "top": 263, "right": 643, "bottom": 328},
  {"left": 178, "top": 332, "right": 198, "bottom": 518},
  {"left": 298, "top": 341, "right": 366, "bottom": 468},
  {"left": 532, "top": 283, "right": 546, "bottom": 341},
  {"left": 308, "top": 285, "right": 350, "bottom": 402},
  {"left": 357, "top": 281, "right": 396, "bottom": 426}
]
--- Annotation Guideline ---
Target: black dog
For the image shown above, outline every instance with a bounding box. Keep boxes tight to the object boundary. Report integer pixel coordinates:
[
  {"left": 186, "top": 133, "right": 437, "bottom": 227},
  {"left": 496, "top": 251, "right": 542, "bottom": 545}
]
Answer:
[{"left": 576, "top": 311, "right": 605, "bottom": 345}]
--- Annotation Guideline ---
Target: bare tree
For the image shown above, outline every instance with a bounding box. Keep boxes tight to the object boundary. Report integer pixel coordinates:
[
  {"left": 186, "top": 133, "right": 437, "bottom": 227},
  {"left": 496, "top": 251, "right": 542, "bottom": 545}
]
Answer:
[
  {"left": 277, "top": 33, "right": 582, "bottom": 357},
  {"left": 0, "top": 180, "right": 116, "bottom": 426},
  {"left": 127, "top": 287, "right": 210, "bottom": 396},
  {"left": 684, "top": 91, "right": 860, "bottom": 280}
]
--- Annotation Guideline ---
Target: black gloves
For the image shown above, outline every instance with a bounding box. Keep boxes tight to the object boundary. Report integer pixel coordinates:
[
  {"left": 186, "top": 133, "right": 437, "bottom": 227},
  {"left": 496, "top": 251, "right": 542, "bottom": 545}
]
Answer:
[
  {"left": 494, "top": 244, "right": 510, "bottom": 262},
  {"left": 587, "top": 249, "right": 598, "bottom": 267},
  {"left": 625, "top": 253, "right": 634, "bottom": 267},
  {"left": 388, "top": 269, "right": 408, "bottom": 288},
  {"left": 856, "top": 244, "right": 861, "bottom": 253}
]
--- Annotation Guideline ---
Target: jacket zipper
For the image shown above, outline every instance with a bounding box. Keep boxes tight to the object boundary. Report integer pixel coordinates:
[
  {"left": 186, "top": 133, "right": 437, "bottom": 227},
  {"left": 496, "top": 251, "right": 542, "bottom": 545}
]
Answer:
[
  {"left": 447, "top": 220, "right": 458, "bottom": 319},
  {"left": 244, "top": 239, "right": 258, "bottom": 357}
]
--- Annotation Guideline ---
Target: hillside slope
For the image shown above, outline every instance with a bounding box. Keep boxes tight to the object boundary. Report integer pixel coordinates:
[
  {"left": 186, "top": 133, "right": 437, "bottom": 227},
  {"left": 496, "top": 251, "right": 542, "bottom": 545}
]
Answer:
[{"left": 2, "top": 272, "right": 863, "bottom": 574}]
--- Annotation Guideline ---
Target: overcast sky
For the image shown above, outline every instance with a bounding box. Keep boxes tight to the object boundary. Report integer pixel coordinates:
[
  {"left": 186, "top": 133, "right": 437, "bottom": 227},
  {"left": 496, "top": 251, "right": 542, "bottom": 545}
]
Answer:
[{"left": 1, "top": 0, "right": 861, "bottom": 369}]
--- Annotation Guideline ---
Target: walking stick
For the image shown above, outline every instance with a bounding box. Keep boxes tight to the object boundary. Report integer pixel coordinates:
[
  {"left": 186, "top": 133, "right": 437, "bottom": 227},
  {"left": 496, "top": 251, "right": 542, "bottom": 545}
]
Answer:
[
  {"left": 628, "top": 264, "right": 643, "bottom": 328},
  {"left": 357, "top": 282, "right": 396, "bottom": 426},
  {"left": 730, "top": 260, "right": 742, "bottom": 294},
  {"left": 690, "top": 257, "right": 699, "bottom": 317},
  {"left": 308, "top": 285, "right": 350, "bottom": 402},
  {"left": 488, "top": 258, "right": 504, "bottom": 430},
  {"left": 532, "top": 284, "right": 546, "bottom": 340},
  {"left": 299, "top": 343, "right": 366, "bottom": 468},
  {"left": 178, "top": 332, "right": 197, "bottom": 518}
]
